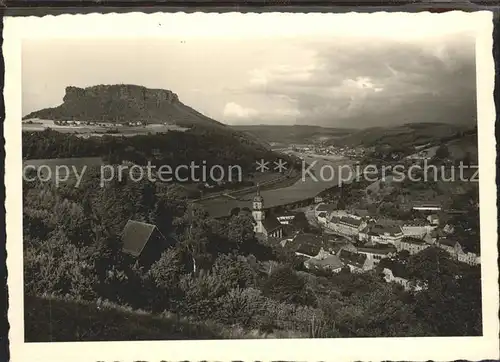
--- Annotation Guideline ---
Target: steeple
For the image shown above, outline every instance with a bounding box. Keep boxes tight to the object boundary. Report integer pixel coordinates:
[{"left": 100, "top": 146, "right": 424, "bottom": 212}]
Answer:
[
  {"left": 254, "top": 183, "right": 263, "bottom": 202},
  {"left": 252, "top": 183, "right": 264, "bottom": 233}
]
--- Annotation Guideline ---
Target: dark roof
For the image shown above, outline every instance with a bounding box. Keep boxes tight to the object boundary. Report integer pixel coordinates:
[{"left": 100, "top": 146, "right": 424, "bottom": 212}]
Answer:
[
  {"left": 383, "top": 260, "right": 409, "bottom": 279},
  {"left": 352, "top": 209, "right": 370, "bottom": 217},
  {"left": 121, "top": 220, "right": 158, "bottom": 257},
  {"left": 371, "top": 224, "right": 403, "bottom": 236},
  {"left": 262, "top": 215, "right": 283, "bottom": 232},
  {"left": 316, "top": 203, "right": 337, "bottom": 212},
  {"left": 307, "top": 255, "right": 343, "bottom": 269},
  {"left": 402, "top": 237, "right": 427, "bottom": 245},
  {"left": 357, "top": 245, "right": 397, "bottom": 255},
  {"left": 339, "top": 249, "right": 367, "bottom": 268},
  {"left": 402, "top": 220, "right": 430, "bottom": 227},
  {"left": 338, "top": 216, "right": 363, "bottom": 227},
  {"left": 439, "top": 238, "right": 459, "bottom": 247},
  {"left": 296, "top": 242, "right": 322, "bottom": 256},
  {"left": 293, "top": 233, "right": 323, "bottom": 245},
  {"left": 285, "top": 233, "right": 324, "bottom": 255}
]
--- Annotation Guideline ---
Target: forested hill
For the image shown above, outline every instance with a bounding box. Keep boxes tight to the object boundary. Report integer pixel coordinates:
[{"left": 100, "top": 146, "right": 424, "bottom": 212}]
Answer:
[
  {"left": 23, "top": 84, "right": 271, "bottom": 149},
  {"left": 24, "top": 84, "right": 221, "bottom": 127}
]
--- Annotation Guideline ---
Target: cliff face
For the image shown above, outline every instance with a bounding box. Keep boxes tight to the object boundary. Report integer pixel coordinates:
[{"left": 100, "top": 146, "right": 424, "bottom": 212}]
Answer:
[
  {"left": 63, "top": 85, "right": 180, "bottom": 105},
  {"left": 24, "top": 84, "right": 226, "bottom": 129}
]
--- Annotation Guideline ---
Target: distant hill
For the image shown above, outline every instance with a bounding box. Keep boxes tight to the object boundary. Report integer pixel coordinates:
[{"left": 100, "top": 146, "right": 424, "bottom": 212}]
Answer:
[
  {"left": 232, "top": 125, "right": 355, "bottom": 146},
  {"left": 23, "top": 84, "right": 272, "bottom": 150},
  {"left": 24, "top": 84, "right": 222, "bottom": 128},
  {"left": 328, "top": 122, "right": 477, "bottom": 149}
]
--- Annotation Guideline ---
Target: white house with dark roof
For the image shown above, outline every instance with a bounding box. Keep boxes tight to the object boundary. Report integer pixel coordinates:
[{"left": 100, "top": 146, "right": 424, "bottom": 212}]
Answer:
[
  {"left": 401, "top": 220, "right": 435, "bottom": 239},
  {"left": 327, "top": 214, "right": 367, "bottom": 237},
  {"left": 357, "top": 245, "right": 397, "bottom": 264},
  {"left": 338, "top": 249, "right": 373, "bottom": 272},
  {"left": 397, "top": 237, "right": 430, "bottom": 255},
  {"left": 361, "top": 223, "right": 404, "bottom": 245},
  {"left": 304, "top": 254, "right": 343, "bottom": 273},
  {"left": 314, "top": 202, "right": 337, "bottom": 218}
]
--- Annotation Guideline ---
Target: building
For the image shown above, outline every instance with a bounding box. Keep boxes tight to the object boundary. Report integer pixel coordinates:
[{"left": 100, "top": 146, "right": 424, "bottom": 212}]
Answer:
[
  {"left": 437, "top": 238, "right": 463, "bottom": 258},
  {"left": 457, "top": 251, "right": 481, "bottom": 266},
  {"left": 327, "top": 214, "right": 367, "bottom": 237},
  {"left": 276, "top": 211, "right": 296, "bottom": 225},
  {"left": 281, "top": 232, "right": 325, "bottom": 258},
  {"left": 412, "top": 202, "right": 442, "bottom": 212},
  {"left": 356, "top": 245, "right": 397, "bottom": 264},
  {"left": 401, "top": 220, "right": 435, "bottom": 239},
  {"left": 304, "top": 254, "right": 343, "bottom": 273},
  {"left": 314, "top": 202, "right": 337, "bottom": 218},
  {"left": 121, "top": 220, "right": 170, "bottom": 267},
  {"left": 397, "top": 237, "right": 430, "bottom": 255},
  {"left": 338, "top": 249, "right": 373, "bottom": 272},
  {"left": 443, "top": 224, "right": 455, "bottom": 234},
  {"left": 361, "top": 223, "right": 404, "bottom": 245},
  {"left": 427, "top": 214, "right": 440, "bottom": 226},
  {"left": 252, "top": 188, "right": 284, "bottom": 241}
]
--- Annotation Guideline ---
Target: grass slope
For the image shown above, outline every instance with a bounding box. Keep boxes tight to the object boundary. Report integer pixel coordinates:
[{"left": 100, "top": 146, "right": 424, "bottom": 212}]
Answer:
[{"left": 24, "top": 295, "right": 222, "bottom": 341}]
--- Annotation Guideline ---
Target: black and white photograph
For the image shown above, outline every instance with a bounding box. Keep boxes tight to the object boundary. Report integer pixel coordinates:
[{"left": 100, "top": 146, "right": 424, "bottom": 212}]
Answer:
[{"left": 4, "top": 11, "right": 499, "bottom": 362}]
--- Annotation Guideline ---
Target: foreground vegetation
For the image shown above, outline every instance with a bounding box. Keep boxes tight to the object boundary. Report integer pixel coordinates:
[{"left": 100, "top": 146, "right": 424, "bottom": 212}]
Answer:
[{"left": 24, "top": 175, "right": 481, "bottom": 340}]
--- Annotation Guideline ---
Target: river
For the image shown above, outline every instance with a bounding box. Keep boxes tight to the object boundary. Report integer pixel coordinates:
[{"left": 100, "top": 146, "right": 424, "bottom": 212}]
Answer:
[{"left": 197, "top": 152, "right": 356, "bottom": 218}]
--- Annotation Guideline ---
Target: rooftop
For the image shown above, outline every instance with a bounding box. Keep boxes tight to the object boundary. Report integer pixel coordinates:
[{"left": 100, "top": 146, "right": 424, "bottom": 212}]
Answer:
[
  {"left": 339, "top": 249, "right": 367, "bottom": 268},
  {"left": 401, "top": 237, "right": 427, "bottom": 245},
  {"left": 262, "top": 215, "right": 283, "bottom": 233},
  {"left": 121, "top": 220, "right": 158, "bottom": 257},
  {"left": 307, "top": 255, "right": 343, "bottom": 270},
  {"left": 316, "top": 202, "right": 337, "bottom": 212}
]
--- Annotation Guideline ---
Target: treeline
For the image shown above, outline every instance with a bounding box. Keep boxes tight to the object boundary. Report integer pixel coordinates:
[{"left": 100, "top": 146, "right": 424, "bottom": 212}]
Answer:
[
  {"left": 22, "top": 129, "right": 288, "bottom": 175},
  {"left": 24, "top": 171, "right": 482, "bottom": 340}
]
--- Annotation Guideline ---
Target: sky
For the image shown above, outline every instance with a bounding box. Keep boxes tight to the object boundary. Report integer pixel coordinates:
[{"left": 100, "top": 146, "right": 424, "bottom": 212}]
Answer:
[{"left": 22, "top": 12, "right": 478, "bottom": 128}]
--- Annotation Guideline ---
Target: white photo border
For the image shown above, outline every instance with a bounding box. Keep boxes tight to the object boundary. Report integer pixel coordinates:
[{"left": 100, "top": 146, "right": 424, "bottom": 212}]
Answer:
[{"left": 4, "top": 11, "right": 499, "bottom": 362}]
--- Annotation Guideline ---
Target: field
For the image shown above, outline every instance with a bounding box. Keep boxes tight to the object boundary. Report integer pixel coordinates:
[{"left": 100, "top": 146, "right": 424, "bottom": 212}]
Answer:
[{"left": 22, "top": 118, "right": 188, "bottom": 137}]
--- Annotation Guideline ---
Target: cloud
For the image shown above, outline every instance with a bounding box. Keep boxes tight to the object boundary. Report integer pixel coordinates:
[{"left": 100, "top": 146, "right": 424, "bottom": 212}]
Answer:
[
  {"left": 236, "top": 33, "right": 476, "bottom": 128},
  {"left": 222, "top": 102, "right": 259, "bottom": 121}
]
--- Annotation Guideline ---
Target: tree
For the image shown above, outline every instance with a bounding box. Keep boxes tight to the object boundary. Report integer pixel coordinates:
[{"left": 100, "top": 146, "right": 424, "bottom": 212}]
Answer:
[
  {"left": 173, "top": 204, "right": 211, "bottom": 274},
  {"left": 434, "top": 145, "right": 449, "bottom": 160},
  {"left": 261, "top": 266, "right": 314, "bottom": 306}
]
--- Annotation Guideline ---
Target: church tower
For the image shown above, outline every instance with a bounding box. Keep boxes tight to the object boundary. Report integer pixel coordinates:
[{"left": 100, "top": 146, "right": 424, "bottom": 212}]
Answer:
[{"left": 252, "top": 184, "right": 265, "bottom": 233}]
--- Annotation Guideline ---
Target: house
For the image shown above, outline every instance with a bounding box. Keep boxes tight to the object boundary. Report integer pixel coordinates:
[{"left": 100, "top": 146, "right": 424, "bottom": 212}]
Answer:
[
  {"left": 327, "top": 214, "right": 367, "bottom": 237},
  {"left": 121, "top": 220, "right": 170, "bottom": 267},
  {"left": 401, "top": 220, "right": 435, "bottom": 239},
  {"left": 304, "top": 254, "right": 343, "bottom": 273},
  {"left": 338, "top": 249, "right": 373, "bottom": 272},
  {"left": 252, "top": 188, "right": 284, "bottom": 241},
  {"left": 314, "top": 202, "right": 337, "bottom": 218},
  {"left": 427, "top": 214, "right": 440, "bottom": 226},
  {"left": 314, "top": 196, "right": 324, "bottom": 204},
  {"left": 437, "top": 238, "right": 464, "bottom": 258},
  {"left": 351, "top": 209, "right": 375, "bottom": 221},
  {"left": 365, "top": 223, "right": 404, "bottom": 245},
  {"left": 281, "top": 232, "right": 326, "bottom": 258},
  {"left": 457, "top": 251, "right": 481, "bottom": 266},
  {"left": 317, "top": 212, "right": 328, "bottom": 225},
  {"left": 276, "top": 211, "right": 296, "bottom": 225},
  {"left": 356, "top": 245, "right": 397, "bottom": 264},
  {"left": 412, "top": 202, "right": 442, "bottom": 212},
  {"left": 397, "top": 237, "right": 430, "bottom": 255},
  {"left": 443, "top": 224, "right": 455, "bottom": 234}
]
